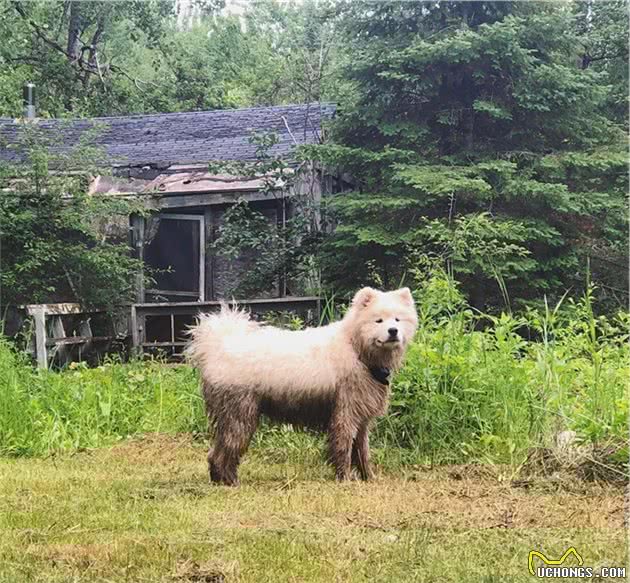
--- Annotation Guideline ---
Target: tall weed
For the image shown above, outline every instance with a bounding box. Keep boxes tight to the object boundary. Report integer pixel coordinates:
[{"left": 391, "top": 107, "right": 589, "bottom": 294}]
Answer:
[
  {"left": 380, "top": 275, "right": 628, "bottom": 465},
  {"left": 0, "top": 276, "right": 627, "bottom": 466},
  {"left": 0, "top": 343, "right": 204, "bottom": 456}
]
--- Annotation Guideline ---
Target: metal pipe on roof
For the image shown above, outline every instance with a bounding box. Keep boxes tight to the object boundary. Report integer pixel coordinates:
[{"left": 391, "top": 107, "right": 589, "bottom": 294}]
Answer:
[{"left": 23, "top": 83, "right": 36, "bottom": 119}]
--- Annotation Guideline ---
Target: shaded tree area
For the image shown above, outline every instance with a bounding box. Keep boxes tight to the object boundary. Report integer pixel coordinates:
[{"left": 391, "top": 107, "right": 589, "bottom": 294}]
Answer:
[
  {"left": 308, "top": 0, "right": 628, "bottom": 311},
  {"left": 0, "top": 0, "right": 627, "bottom": 312},
  {"left": 0, "top": 0, "right": 343, "bottom": 116}
]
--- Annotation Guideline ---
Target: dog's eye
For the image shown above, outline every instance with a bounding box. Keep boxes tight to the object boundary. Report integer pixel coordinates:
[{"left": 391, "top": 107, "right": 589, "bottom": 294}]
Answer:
[
  {"left": 395, "top": 318, "right": 400, "bottom": 322},
  {"left": 375, "top": 318, "right": 383, "bottom": 323}
]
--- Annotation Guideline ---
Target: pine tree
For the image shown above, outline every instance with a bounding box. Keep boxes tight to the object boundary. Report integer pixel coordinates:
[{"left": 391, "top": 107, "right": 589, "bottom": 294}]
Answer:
[{"left": 312, "top": 1, "right": 627, "bottom": 310}]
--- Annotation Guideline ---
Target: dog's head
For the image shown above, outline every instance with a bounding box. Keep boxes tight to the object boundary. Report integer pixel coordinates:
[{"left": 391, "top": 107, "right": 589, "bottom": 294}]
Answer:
[{"left": 348, "top": 287, "right": 418, "bottom": 357}]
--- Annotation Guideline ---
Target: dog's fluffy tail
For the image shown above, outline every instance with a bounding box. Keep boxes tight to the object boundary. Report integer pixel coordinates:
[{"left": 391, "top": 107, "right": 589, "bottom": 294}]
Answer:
[{"left": 185, "top": 303, "right": 257, "bottom": 369}]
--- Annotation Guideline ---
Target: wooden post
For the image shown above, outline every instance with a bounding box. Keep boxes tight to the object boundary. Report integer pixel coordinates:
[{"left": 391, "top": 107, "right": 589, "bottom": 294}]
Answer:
[
  {"left": 130, "top": 214, "right": 146, "bottom": 303},
  {"left": 130, "top": 304, "right": 141, "bottom": 357},
  {"left": 277, "top": 197, "right": 287, "bottom": 297},
  {"left": 77, "top": 317, "right": 93, "bottom": 363},
  {"left": 198, "top": 215, "right": 206, "bottom": 301},
  {"left": 50, "top": 315, "right": 68, "bottom": 367},
  {"left": 33, "top": 306, "right": 47, "bottom": 369},
  {"left": 204, "top": 207, "right": 214, "bottom": 300}
]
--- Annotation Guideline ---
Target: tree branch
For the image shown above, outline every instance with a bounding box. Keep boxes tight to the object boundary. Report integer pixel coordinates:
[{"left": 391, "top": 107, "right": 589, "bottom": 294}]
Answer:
[
  {"left": 12, "top": 0, "right": 71, "bottom": 58},
  {"left": 12, "top": 1, "right": 160, "bottom": 94}
]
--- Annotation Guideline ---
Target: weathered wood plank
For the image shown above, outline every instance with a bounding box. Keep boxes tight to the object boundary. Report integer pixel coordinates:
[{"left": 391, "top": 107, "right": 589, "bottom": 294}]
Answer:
[
  {"left": 133, "top": 298, "right": 320, "bottom": 329},
  {"left": 50, "top": 315, "right": 68, "bottom": 366},
  {"left": 198, "top": 215, "right": 206, "bottom": 301},
  {"left": 24, "top": 303, "right": 102, "bottom": 316},
  {"left": 45, "top": 336, "right": 112, "bottom": 347},
  {"left": 156, "top": 189, "right": 280, "bottom": 209},
  {"left": 130, "top": 304, "right": 140, "bottom": 354},
  {"left": 132, "top": 296, "right": 320, "bottom": 309},
  {"left": 33, "top": 306, "right": 47, "bottom": 369},
  {"left": 130, "top": 214, "right": 146, "bottom": 303},
  {"left": 276, "top": 197, "right": 286, "bottom": 297},
  {"left": 142, "top": 341, "right": 187, "bottom": 347},
  {"left": 145, "top": 289, "right": 200, "bottom": 298},
  {"left": 204, "top": 206, "right": 215, "bottom": 300}
]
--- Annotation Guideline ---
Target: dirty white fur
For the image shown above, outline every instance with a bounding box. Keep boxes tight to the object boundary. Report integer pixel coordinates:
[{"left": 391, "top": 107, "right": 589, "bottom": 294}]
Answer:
[
  {"left": 186, "top": 287, "right": 418, "bottom": 402},
  {"left": 187, "top": 287, "right": 417, "bottom": 484}
]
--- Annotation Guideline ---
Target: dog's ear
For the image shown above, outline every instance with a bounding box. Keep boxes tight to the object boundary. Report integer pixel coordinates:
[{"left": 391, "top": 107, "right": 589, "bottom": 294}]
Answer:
[
  {"left": 352, "top": 287, "right": 377, "bottom": 309},
  {"left": 396, "top": 287, "right": 414, "bottom": 305}
]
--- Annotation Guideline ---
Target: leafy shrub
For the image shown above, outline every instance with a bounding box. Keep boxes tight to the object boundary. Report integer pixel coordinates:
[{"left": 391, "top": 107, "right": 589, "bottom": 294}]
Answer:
[
  {"left": 0, "top": 126, "right": 146, "bottom": 312},
  {"left": 1, "top": 275, "right": 627, "bottom": 469},
  {"left": 0, "top": 340, "right": 204, "bottom": 456},
  {"left": 379, "top": 274, "right": 628, "bottom": 465}
]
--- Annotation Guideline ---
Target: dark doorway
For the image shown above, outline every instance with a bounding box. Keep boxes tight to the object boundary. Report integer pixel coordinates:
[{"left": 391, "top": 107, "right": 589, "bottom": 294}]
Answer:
[{"left": 144, "top": 214, "right": 205, "bottom": 302}]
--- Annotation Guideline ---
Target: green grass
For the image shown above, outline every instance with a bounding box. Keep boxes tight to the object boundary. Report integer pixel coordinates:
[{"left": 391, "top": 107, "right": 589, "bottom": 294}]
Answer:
[
  {"left": 380, "top": 280, "right": 629, "bottom": 467},
  {"left": 1, "top": 276, "right": 627, "bottom": 581},
  {"left": 0, "top": 349, "right": 204, "bottom": 456},
  {"left": 0, "top": 435, "right": 625, "bottom": 583},
  {"left": 1, "top": 276, "right": 627, "bottom": 471}
]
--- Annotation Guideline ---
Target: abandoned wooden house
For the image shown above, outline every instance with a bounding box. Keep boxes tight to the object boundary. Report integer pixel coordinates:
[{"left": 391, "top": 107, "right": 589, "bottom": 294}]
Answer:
[{"left": 1, "top": 102, "right": 341, "bottom": 366}]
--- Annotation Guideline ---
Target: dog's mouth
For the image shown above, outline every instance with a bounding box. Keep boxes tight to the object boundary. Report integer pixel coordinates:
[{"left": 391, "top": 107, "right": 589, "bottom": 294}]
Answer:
[{"left": 376, "top": 338, "right": 401, "bottom": 347}]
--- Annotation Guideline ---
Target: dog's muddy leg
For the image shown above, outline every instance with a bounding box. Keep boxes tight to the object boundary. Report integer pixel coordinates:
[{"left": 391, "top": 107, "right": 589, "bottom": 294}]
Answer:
[
  {"left": 209, "top": 392, "right": 259, "bottom": 486},
  {"left": 328, "top": 410, "right": 356, "bottom": 481},
  {"left": 209, "top": 440, "right": 241, "bottom": 486},
  {"left": 351, "top": 421, "right": 374, "bottom": 481}
]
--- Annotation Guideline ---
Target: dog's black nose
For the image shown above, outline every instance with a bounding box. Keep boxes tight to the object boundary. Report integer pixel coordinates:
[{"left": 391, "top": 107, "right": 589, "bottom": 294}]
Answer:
[{"left": 388, "top": 327, "right": 398, "bottom": 337}]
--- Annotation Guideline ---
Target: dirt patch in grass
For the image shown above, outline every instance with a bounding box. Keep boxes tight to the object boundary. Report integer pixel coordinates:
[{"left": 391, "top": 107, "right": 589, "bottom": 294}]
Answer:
[
  {"left": 107, "top": 433, "right": 203, "bottom": 464},
  {"left": 89, "top": 435, "right": 629, "bottom": 531},
  {"left": 1, "top": 435, "right": 626, "bottom": 583},
  {"left": 42, "top": 542, "right": 115, "bottom": 570},
  {"left": 174, "top": 559, "right": 237, "bottom": 583}
]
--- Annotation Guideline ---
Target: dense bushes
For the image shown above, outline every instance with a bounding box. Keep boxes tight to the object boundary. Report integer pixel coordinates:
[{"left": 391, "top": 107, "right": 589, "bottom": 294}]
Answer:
[
  {"left": 0, "top": 347, "right": 204, "bottom": 456},
  {"left": 0, "top": 129, "right": 146, "bottom": 311},
  {"left": 1, "top": 275, "right": 627, "bottom": 468},
  {"left": 381, "top": 276, "right": 628, "bottom": 466}
]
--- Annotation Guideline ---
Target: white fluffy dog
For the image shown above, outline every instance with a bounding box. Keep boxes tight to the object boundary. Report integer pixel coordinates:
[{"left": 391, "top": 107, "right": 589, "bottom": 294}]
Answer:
[{"left": 187, "top": 287, "right": 418, "bottom": 485}]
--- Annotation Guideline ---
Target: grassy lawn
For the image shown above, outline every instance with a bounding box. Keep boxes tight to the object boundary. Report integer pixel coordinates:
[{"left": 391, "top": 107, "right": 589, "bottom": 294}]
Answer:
[{"left": 0, "top": 435, "right": 625, "bottom": 583}]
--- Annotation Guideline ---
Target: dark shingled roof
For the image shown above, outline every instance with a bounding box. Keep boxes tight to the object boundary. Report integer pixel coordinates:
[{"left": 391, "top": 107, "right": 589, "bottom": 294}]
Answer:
[{"left": 0, "top": 102, "right": 335, "bottom": 168}]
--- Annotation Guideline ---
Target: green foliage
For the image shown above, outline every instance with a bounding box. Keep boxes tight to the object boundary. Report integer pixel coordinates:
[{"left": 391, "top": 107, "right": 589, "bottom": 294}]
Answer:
[
  {"left": 2, "top": 275, "right": 626, "bottom": 470},
  {"left": 0, "top": 340, "right": 204, "bottom": 456},
  {"left": 211, "top": 134, "right": 322, "bottom": 297},
  {"left": 314, "top": 1, "right": 628, "bottom": 311},
  {"left": 214, "top": 198, "right": 321, "bottom": 298},
  {"left": 0, "top": 0, "right": 344, "bottom": 117},
  {"left": 379, "top": 273, "right": 628, "bottom": 466},
  {"left": 575, "top": 0, "right": 629, "bottom": 124},
  {"left": 237, "top": 0, "right": 346, "bottom": 105},
  {"left": 0, "top": 0, "right": 180, "bottom": 116},
  {"left": 0, "top": 125, "right": 145, "bottom": 311},
  {"left": 0, "top": 0, "right": 626, "bottom": 316}
]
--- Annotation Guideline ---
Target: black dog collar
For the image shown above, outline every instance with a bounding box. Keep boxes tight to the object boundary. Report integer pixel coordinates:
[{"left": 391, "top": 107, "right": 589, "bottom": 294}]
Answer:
[{"left": 369, "top": 366, "right": 391, "bottom": 385}]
